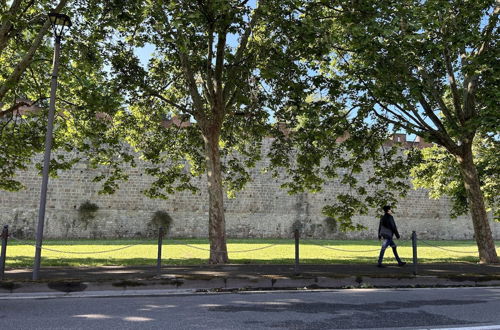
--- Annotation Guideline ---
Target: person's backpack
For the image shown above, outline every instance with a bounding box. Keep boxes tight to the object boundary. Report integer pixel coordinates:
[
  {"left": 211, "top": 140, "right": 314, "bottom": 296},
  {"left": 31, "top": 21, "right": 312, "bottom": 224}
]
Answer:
[
  {"left": 379, "top": 225, "right": 393, "bottom": 238},
  {"left": 379, "top": 215, "right": 393, "bottom": 238}
]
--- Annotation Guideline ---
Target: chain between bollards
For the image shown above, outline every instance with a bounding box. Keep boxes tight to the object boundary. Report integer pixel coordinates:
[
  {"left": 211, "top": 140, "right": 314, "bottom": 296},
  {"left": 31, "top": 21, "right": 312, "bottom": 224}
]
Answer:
[
  {"left": 0, "top": 225, "right": 8, "bottom": 280},
  {"left": 294, "top": 229, "right": 300, "bottom": 275},
  {"left": 157, "top": 227, "right": 164, "bottom": 276},
  {"left": 412, "top": 231, "right": 418, "bottom": 275}
]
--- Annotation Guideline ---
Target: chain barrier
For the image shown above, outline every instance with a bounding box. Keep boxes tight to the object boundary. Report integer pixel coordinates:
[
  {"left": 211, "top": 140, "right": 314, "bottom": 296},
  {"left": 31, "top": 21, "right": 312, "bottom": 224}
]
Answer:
[
  {"left": 166, "top": 238, "right": 279, "bottom": 254},
  {"left": 9, "top": 235, "right": 153, "bottom": 255},
  {"left": 304, "top": 239, "right": 380, "bottom": 253},
  {"left": 7, "top": 233, "right": 493, "bottom": 256},
  {"left": 419, "top": 240, "right": 480, "bottom": 254},
  {"left": 9, "top": 235, "right": 279, "bottom": 255},
  {"left": 300, "top": 238, "right": 412, "bottom": 253},
  {"left": 311, "top": 244, "right": 381, "bottom": 253}
]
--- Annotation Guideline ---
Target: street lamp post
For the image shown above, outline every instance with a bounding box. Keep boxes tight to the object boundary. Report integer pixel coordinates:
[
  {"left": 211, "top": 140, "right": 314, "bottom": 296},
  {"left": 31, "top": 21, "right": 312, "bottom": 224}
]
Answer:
[{"left": 33, "top": 13, "right": 71, "bottom": 280}]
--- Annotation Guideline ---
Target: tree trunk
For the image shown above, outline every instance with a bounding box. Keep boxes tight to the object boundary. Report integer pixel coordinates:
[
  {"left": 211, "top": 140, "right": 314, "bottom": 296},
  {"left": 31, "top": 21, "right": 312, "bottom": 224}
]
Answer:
[
  {"left": 456, "top": 146, "right": 498, "bottom": 264},
  {"left": 203, "top": 127, "right": 228, "bottom": 264}
]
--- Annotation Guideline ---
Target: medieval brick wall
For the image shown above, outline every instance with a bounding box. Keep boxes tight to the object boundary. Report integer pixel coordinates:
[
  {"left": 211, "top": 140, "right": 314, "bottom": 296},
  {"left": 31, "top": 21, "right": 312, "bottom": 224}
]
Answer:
[{"left": 1, "top": 137, "right": 498, "bottom": 240}]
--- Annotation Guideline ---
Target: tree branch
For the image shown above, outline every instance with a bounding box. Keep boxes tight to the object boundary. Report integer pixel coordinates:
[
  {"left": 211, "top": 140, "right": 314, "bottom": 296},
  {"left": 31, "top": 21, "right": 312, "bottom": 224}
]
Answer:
[
  {"left": 0, "top": 101, "right": 28, "bottom": 118},
  {"left": 28, "top": 66, "right": 44, "bottom": 101},
  {"left": 474, "top": 2, "right": 499, "bottom": 58},
  {"left": 389, "top": 99, "right": 428, "bottom": 128},
  {"left": 338, "top": 50, "right": 459, "bottom": 152},
  {"left": 144, "top": 91, "right": 193, "bottom": 115},
  {"left": 442, "top": 42, "right": 463, "bottom": 122},
  {"left": 0, "top": 96, "right": 48, "bottom": 119},
  {"left": 0, "top": 109, "right": 14, "bottom": 133},
  {"left": 463, "top": 3, "right": 499, "bottom": 121},
  {"left": 371, "top": 106, "right": 418, "bottom": 133},
  {"left": 58, "top": 98, "right": 83, "bottom": 108},
  {"left": 395, "top": 98, "right": 436, "bottom": 132},
  {"left": 205, "top": 22, "right": 216, "bottom": 109},
  {"left": 0, "top": 0, "right": 23, "bottom": 54},
  {"left": 0, "top": 0, "right": 69, "bottom": 103},
  {"left": 224, "top": 0, "right": 264, "bottom": 101},
  {"left": 462, "top": 74, "right": 479, "bottom": 122},
  {"left": 20, "top": 0, "right": 35, "bottom": 15},
  {"left": 214, "top": 27, "right": 227, "bottom": 118},
  {"left": 417, "top": 93, "right": 447, "bottom": 132},
  {"left": 398, "top": 60, "right": 457, "bottom": 137},
  {"left": 417, "top": 67, "right": 457, "bottom": 127},
  {"left": 176, "top": 41, "right": 205, "bottom": 117}
]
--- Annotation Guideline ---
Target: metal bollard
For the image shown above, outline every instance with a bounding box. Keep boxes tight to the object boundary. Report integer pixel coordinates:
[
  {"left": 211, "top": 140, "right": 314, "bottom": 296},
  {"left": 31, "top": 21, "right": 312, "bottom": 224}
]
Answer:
[
  {"left": 0, "top": 225, "right": 8, "bottom": 280},
  {"left": 294, "top": 229, "right": 300, "bottom": 274},
  {"left": 411, "top": 231, "right": 418, "bottom": 276},
  {"left": 157, "top": 227, "right": 164, "bottom": 276}
]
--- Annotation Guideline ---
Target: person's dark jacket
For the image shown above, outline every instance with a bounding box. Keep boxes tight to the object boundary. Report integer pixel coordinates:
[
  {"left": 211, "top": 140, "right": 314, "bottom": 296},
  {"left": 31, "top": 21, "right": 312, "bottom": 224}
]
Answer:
[{"left": 378, "top": 214, "right": 400, "bottom": 239}]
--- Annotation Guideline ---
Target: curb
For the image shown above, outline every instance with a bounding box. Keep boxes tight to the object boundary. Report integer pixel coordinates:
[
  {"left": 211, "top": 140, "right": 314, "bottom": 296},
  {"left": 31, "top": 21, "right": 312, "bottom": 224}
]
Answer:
[{"left": 2, "top": 275, "right": 500, "bottom": 298}]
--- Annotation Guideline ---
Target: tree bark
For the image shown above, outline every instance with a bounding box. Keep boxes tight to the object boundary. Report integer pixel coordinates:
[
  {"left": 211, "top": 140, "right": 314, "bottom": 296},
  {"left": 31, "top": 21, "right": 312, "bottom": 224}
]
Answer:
[
  {"left": 203, "top": 125, "right": 228, "bottom": 264},
  {"left": 456, "top": 145, "right": 498, "bottom": 264}
]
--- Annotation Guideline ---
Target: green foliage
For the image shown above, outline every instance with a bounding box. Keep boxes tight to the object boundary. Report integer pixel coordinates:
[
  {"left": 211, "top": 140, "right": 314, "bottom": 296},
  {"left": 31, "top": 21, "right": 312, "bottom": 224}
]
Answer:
[
  {"left": 291, "top": 220, "right": 303, "bottom": 232},
  {"left": 78, "top": 200, "right": 99, "bottom": 213},
  {"left": 1, "top": 1, "right": 497, "bottom": 260},
  {"left": 103, "top": 1, "right": 312, "bottom": 200},
  {"left": 269, "top": 0, "right": 499, "bottom": 236},
  {"left": 323, "top": 217, "right": 337, "bottom": 233},
  {"left": 77, "top": 200, "right": 99, "bottom": 223},
  {"left": 411, "top": 134, "right": 499, "bottom": 221},
  {"left": 150, "top": 210, "right": 173, "bottom": 230},
  {"left": 269, "top": 98, "right": 420, "bottom": 231},
  {"left": 0, "top": 0, "right": 136, "bottom": 193},
  {"left": 0, "top": 0, "right": 62, "bottom": 190}
]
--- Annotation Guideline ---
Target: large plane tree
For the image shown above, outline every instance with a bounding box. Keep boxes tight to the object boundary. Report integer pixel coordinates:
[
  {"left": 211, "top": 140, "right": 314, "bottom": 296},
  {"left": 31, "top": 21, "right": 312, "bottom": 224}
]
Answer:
[
  {"left": 107, "top": 0, "right": 314, "bottom": 263},
  {"left": 277, "top": 0, "right": 498, "bottom": 263}
]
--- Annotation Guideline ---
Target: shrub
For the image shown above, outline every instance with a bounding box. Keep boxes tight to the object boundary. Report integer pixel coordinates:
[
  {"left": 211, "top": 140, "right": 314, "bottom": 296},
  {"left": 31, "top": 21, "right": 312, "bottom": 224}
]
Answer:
[
  {"left": 324, "top": 217, "right": 337, "bottom": 233},
  {"left": 291, "top": 220, "right": 303, "bottom": 232},
  {"left": 77, "top": 201, "right": 99, "bottom": 225},
  {"left": 148, "top": 210, "right": 173, "bottom": 235}
]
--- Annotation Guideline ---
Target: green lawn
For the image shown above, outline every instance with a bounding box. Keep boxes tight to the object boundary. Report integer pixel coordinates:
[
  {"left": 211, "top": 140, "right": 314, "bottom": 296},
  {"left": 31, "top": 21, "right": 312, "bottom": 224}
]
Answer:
[{"left": 3, "top": 238, "right": 498, "bottom": 267}]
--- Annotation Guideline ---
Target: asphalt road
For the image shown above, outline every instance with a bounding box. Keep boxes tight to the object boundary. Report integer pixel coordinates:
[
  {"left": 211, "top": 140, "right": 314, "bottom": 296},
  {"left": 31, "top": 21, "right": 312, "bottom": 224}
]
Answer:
[{"left": 1, "top": 287, "right": 499, "bottom": 330}]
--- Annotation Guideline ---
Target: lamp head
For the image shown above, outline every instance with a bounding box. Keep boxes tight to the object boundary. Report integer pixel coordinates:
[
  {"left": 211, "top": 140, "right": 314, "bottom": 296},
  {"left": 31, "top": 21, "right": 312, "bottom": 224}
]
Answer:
[{"left": 48, "top": 13, "right": 71, "bottom": 37}]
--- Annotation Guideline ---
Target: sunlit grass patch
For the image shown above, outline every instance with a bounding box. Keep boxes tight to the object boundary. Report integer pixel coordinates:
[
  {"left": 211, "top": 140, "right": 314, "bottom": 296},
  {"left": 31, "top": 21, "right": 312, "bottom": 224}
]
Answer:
[{"left": 4, "top": 238, "right": 497, "bottom": 267}]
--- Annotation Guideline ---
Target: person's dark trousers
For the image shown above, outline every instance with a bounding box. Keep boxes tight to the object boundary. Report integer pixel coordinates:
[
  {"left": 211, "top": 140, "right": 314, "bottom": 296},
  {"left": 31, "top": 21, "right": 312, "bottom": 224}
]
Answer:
[{"left": 378, "top": 238, "right": 404, "bottom": 265}]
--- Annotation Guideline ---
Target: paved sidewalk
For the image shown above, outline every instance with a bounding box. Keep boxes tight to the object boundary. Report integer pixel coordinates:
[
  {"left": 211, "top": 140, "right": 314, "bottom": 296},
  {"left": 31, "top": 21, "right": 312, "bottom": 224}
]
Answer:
[
  {"left": 1, "top": 263, "right": 499, "bottom": 296},
  {"left": 3, "top": 262, "right": 500, "bottom": 281}
]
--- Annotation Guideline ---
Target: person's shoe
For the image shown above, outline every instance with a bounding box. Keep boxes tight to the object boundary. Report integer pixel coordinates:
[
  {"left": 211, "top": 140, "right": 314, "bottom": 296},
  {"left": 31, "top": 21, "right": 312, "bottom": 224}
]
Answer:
[
  {"left": 376, "top": 264, "right": 386, "bottom": 268},
  {"left": 398, "top": 262, "right": 407, "bottom": 267}
]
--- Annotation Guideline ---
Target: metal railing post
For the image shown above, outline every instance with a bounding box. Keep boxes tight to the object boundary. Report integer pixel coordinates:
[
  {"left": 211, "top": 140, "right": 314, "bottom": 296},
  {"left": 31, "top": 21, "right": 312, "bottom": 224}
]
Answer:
[
  {"left": 157, "top": 227, "right": 164, "bottom": 276},
  {"left": 412, "top": 231, "right": 418, "bottom": 275},
  {"left": 294, "top": 229, "right": 300, "bottom": 274},
  {"left": 0, "top": 225, "right": 8, "bottom": 280}
]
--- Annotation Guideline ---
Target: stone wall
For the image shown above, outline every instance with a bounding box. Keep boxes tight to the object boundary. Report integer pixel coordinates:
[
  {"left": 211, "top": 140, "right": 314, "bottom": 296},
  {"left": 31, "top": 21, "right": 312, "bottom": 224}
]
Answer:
[{"left": 1, "top": 139, "right": 498, "bottom": 240}]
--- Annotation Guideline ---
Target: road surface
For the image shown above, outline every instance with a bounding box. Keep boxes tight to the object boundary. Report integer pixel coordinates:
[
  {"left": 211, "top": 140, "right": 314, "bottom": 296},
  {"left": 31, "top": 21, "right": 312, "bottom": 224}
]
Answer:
[{"left": 1, "top": 287, "right": 499, "bottom": 329}]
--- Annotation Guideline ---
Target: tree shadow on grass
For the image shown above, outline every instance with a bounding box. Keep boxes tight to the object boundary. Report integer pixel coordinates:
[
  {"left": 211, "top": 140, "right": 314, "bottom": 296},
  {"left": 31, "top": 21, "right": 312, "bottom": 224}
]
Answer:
[{"left": 4, "top": 256, "right": 480, "bottom": 268}]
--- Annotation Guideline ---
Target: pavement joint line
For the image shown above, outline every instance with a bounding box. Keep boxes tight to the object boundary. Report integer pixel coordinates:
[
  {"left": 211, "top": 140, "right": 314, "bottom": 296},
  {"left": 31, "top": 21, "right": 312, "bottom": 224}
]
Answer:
[
  {"left": 0, "top": 289, "right": 202, "bottom": 300},
  {"left": 2, "top": 286, "right": 500, "bottom": 300}
]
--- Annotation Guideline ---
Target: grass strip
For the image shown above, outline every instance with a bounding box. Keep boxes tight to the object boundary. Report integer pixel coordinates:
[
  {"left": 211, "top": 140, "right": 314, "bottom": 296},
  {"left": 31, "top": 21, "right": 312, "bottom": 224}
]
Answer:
[{"left": 4, "top": 238, "right": 497, "bottom": 267}]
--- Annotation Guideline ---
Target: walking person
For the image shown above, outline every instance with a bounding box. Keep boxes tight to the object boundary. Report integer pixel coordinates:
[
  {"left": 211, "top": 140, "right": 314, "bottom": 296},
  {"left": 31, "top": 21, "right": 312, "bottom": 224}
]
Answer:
[{"left": 377, "top": 205, "right": 406, "bottom": 268}]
